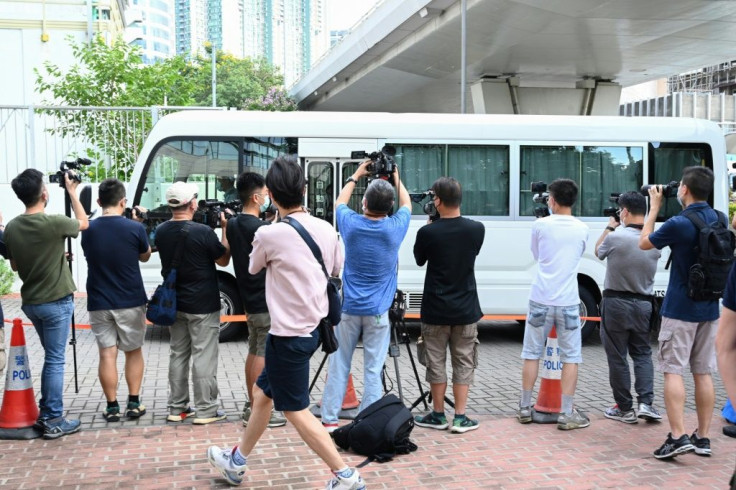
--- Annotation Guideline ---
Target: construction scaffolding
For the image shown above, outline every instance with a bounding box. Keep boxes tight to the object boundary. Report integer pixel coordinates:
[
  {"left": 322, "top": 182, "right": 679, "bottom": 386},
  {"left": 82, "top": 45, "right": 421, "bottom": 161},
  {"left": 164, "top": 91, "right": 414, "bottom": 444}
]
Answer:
[{"left": 668, "top": 61, "right": 736, "bottom": 95}]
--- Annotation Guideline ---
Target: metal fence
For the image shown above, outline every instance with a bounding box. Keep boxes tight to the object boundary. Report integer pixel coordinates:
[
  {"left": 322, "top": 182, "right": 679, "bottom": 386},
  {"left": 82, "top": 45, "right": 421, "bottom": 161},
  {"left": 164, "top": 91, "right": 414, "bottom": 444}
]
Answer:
[{"left": 0, "top": 105, "right": 227, "bottom": 184}]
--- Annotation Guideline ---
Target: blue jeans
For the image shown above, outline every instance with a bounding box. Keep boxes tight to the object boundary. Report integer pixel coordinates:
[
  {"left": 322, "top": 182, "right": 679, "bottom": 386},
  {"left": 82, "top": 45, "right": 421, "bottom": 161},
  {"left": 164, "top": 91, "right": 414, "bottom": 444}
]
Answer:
[
  {"left": 321, "top": 312, "right": 391, "bottom": 424},
  {"left": 21, "top": 295, "right": 74, "bottom": 419}
]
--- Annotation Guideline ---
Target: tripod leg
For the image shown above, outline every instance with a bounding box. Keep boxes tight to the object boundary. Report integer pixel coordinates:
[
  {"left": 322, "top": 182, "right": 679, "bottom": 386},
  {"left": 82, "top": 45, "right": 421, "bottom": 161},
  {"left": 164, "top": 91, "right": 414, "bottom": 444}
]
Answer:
[
  {"left": 309, "top": 352, "right": 329, "bottom": 395},
  {"left": 400, "top": 324, "right": 429, "bottom": 411}
]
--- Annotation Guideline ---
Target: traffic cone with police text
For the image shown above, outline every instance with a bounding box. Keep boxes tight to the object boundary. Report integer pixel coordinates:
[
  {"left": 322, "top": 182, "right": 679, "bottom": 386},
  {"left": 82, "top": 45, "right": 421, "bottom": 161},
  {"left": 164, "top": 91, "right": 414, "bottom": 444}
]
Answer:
[
  {"left": 0, "top": 319, "right": 42, "bottom": 439},
  {"left": 532, "top": 325, "right": 562, "bottom": 423}
]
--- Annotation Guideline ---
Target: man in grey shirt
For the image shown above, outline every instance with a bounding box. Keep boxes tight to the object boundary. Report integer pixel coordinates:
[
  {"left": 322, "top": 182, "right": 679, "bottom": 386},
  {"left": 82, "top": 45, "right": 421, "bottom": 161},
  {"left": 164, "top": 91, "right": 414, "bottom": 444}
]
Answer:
[{"left": 595, "top": 191, "right": 662, "bottom": 424}]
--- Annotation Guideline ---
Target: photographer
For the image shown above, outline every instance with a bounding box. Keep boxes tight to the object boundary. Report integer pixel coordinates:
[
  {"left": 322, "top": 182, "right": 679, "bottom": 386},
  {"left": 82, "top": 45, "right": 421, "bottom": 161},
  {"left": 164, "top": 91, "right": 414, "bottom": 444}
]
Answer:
[
  {"left": 207, "top": 156, "right": 365, "bottom": 489},
  {"left": 81, "top": 179, "right": 151, "bottom": 422},
  {"left": 320, "top": 160, "right": 411, "bottom": 432},
  {"left": 640, "top": 166, "right": 720, "bottom": 459},
  {"left": 155, "top": 181, "right": 230, "bottom": 425},
  {"left": 226, "top": 172, "right": 286, "bottom": 428},
  {"left": 4, "top": 169, "right": 88, "bottom": 439},
  {"left": 595, "top": 192, "right": 662, "bottom": 425},
  {"left": 413, "top": 177, "right": 485, "bottom": 434},
  {"left": 518, "top": 178, "right": 589, "bottom": 430}
]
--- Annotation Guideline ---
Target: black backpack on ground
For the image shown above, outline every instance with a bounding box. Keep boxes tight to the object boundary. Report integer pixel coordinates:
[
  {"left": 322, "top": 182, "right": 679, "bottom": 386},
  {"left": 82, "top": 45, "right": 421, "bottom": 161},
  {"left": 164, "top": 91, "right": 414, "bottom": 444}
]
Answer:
[
  {"left": 330, "top": 394, "right": 417, "bottom": 465},
  {"left": 682, "top": 208, "right": 736, "bottom": 301}
]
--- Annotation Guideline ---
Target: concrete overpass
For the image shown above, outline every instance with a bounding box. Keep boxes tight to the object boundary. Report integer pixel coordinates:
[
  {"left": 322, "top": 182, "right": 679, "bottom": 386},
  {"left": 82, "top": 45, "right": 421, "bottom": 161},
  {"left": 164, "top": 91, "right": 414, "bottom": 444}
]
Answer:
[{"left": 291, "top": 0, "right": 736, "bottom": 115}]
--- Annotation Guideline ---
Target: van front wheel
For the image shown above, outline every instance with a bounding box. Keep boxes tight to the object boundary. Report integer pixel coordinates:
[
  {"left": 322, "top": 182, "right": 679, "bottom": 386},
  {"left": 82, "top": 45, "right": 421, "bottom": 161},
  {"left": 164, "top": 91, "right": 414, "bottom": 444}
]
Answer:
[
  {"left": 579, "top": 286, "right": 599, "bottom": 341},
  {"left": 219, "top": 280, "right": 247, "bottom": 342}
]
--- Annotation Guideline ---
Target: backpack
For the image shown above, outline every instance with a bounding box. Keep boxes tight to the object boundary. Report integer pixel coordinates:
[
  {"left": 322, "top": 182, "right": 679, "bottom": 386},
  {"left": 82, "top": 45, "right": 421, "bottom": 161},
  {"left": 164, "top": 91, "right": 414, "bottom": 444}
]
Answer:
[
  {"left": 331, "top": 394, "right": 417, "bottom": 465},
  {"left": 682, "top": 208, "right": 736, "bottom": 301}
]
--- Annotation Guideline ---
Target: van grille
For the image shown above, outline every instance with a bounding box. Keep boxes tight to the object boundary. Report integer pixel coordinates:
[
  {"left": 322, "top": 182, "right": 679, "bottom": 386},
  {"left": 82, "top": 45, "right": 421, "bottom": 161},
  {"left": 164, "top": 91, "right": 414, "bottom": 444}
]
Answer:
[{"left": 406, "top": 291, "right": 423, "bottom": 312}]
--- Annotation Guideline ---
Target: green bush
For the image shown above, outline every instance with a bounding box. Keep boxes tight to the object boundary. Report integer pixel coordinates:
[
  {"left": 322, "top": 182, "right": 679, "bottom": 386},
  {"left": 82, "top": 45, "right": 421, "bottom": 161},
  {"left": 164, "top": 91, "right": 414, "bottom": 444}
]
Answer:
[
  {"left": 0, "top": 259, "right": 15, "bottom": 296},
  {"left": 730, "top": 202, "right": 736, "bottom": 227}
]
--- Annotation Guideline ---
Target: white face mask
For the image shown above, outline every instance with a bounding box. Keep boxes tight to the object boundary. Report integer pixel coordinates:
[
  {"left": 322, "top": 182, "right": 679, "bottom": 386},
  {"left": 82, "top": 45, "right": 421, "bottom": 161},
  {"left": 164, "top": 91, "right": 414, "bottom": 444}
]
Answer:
[{"left": 676, "top": 186, "right": 684, "bottom": 209}]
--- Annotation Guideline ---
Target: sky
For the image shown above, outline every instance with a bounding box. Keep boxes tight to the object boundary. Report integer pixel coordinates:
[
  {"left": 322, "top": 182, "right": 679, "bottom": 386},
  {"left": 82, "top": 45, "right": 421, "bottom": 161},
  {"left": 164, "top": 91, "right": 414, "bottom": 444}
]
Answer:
[{"left": 327, "top": 0, "right": 381, "bottom": 31}]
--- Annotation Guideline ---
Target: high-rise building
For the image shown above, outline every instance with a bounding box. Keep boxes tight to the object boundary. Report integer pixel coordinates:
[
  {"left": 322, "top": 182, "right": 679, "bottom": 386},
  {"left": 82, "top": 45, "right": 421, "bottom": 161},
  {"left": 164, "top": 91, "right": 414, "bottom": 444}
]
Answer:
[
  {"left": 243, "top": 0, "right": 328, "bottom": 87},
  {"left": 126, "top": 0, "right": 176, "bottom": 64},
  {"left": 175, "top": 0, "right": 243, "bottom": 56}
]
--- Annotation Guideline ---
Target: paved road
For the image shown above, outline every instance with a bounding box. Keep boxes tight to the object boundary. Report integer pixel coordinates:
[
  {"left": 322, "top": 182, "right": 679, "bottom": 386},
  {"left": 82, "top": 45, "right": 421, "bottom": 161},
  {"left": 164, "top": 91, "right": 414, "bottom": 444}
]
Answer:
[{"left": 0, "top": 296, "right": 733, "bottom": 489}]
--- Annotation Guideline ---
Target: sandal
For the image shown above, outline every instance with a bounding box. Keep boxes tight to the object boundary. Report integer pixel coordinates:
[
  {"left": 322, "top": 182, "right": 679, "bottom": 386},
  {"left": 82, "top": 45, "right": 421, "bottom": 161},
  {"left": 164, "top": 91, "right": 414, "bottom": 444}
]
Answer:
[
  {"left": 103, "top": 406, "right": 121, "bottom": 422},
  {"left": 126, "top": 401, "right": 147, "bottom": 418}
]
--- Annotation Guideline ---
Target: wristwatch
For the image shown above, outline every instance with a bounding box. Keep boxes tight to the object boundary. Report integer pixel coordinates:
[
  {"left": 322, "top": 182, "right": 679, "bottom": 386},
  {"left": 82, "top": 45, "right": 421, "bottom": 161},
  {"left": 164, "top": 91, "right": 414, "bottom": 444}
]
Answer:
[
  {"left": 345, "top": 176, "right": 357, "bottom": 185},
  {"left": 605, "top": 226, "right": 616, "bottom": 232}
]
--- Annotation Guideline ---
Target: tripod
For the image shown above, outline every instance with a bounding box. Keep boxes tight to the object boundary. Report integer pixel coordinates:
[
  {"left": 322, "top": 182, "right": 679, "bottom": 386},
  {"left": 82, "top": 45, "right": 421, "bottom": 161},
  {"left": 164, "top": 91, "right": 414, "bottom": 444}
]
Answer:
[
  {"left": 63, "top": 188, "right": 79, "bottom": 393},
  {"left": 386, "top": 313, "right": 428, "bottom": 410}
]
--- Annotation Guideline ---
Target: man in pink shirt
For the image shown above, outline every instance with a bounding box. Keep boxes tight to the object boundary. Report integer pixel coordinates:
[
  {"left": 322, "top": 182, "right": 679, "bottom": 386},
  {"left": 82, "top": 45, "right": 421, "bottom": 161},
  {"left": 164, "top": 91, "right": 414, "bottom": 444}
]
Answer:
[{"left": 207, "top": 156, "right": 365, "bottom": 490}]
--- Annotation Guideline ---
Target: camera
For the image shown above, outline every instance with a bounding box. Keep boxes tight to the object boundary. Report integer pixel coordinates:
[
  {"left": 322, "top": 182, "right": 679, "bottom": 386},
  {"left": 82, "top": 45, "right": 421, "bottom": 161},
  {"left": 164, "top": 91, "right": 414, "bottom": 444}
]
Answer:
[
  {"left": 123, "top": 206, "right": 149, "bottom": 222},
  {"left": 49, "top": 158, "right": 91, "bottom": 188},
  {"left": 195, "top": 199, "right": 242, "bottom": 228},
  {"left": 602, "top": 193, "right": 621, "bottom": 222},
  {"left": 640, "top": 181, "right": 679, "bottom": 198},
  {"left": 530, "top": 181, "right": 550, "bottom": 218},
  {"left": 409, "top": 191, "right": 440, "bottom": 222},
  {"left": 351, "top": 145, "right": 397, "bottom": 179}
]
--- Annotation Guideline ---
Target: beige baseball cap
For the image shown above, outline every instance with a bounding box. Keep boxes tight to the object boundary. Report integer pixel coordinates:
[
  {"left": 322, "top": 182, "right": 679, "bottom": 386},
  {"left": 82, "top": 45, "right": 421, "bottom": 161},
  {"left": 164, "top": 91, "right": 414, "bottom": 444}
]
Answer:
[{"left": 166, "top": 181, "right": 199, "bottom": 207}]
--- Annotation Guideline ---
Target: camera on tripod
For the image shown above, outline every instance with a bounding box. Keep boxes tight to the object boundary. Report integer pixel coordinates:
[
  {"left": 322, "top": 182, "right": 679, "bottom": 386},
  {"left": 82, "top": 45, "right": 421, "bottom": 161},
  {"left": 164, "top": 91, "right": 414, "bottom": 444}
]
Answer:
[
  {"left": 640, "top": 181, "right": 680, "bottom": 198},
  {"left": 531, "top": 181, "right": 550, "bottom": 218},
  {"left": 602, "top": 193, "right": 621, "bottom": 222},
  {"left": 350, "top": 145, "right": 397, "bottom": 179},
  {"left": 195, "top": 199, "right": 242, "bottom": 228},
  {"left": 49, "top": 158, "right": 91, "bottom": 188},
  {"left": 409, "top": 191, "right": 440, "bottom": 222}
]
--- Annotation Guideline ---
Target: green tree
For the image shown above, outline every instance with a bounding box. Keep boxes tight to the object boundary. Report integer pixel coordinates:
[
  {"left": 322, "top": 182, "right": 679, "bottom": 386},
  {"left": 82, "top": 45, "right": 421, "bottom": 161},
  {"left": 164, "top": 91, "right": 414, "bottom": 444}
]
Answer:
[
  {"left": 35, "top": 36, "right": 195, "bottom": 179},
  {"left": 188, "top": 47, "right": 296, "bottom": 110}
]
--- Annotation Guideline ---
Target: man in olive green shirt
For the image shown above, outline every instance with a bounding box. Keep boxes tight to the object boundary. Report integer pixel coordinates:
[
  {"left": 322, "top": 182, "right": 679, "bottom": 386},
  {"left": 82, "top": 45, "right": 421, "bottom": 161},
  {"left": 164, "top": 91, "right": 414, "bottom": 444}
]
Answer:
[{"left": 4, "top": 169, "right": 89, "bottom": 440}]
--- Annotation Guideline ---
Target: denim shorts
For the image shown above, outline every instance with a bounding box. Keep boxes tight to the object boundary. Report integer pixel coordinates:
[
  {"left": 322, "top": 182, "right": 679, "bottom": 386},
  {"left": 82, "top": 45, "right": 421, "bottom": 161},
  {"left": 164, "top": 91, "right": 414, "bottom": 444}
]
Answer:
[
  {"left": 521, "top": 300, "right": 583, "bottom": 363},
  {"left": 256, "top": 327, "right": 319, "bottom": 412}
]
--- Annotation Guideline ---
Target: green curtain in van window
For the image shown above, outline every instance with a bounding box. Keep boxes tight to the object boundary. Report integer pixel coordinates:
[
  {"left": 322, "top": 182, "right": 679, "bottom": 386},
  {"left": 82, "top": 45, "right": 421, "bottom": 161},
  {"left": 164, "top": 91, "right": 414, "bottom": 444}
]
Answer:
[
  {"left": 394, "top": 144, "right": 444, "bottom": 215},
  {"left": 652, "top": 146, "right": 707, "bottom": 219},
  {"left": 448, "top": 146, "right": 509, "bottom": 216}
]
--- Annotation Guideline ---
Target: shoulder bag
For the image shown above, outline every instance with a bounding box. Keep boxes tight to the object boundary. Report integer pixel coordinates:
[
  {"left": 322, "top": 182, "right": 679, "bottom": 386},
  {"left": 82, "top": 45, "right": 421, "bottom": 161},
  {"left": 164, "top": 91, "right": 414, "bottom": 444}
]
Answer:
[{"left": 146, "top": 223, "right": 191, "bottom": 326}]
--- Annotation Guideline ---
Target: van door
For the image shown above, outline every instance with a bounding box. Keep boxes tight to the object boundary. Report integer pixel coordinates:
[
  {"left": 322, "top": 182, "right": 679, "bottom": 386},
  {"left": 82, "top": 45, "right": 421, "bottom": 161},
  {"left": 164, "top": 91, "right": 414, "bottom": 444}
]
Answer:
[{"left": 304, "top": 159, "right": 368, "bottom": 227}]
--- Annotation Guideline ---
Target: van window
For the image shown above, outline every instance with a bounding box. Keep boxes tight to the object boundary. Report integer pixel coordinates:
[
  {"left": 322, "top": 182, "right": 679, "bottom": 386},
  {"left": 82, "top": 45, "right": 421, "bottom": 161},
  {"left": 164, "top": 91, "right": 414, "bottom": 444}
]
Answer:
[
  {"left": 649, "top": 143, "right": 713, "bottom": 220},
  {"left": 519, "top": 145, "right": 644, "bottom": 217}
]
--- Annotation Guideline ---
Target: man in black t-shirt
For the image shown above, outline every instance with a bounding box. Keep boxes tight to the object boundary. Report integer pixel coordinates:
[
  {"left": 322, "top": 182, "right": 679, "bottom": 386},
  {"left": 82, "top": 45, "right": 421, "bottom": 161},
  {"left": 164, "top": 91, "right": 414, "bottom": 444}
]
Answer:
[
  {"left": 226, "top": 172, "right": 286, "bottom": 428},
  {"left": 413, "top": 177, "right": 485, "bottom": 434},
  {"left": 155, "top": 181, "right": 230, "bottom": 425}
]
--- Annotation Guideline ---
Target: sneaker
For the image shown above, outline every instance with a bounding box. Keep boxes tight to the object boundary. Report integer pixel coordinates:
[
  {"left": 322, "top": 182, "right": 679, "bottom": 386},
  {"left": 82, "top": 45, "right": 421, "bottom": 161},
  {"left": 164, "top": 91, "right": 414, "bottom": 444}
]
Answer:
[
  {"left": 517, "top": 405, "right": 532, "bottom": 424},
  {"left": 102, "top": 405, "right": 121, "bottom": 422},
  {"left": 691, "top": 430, "right": 712, "bottom": 456},
  {"left": 193, "top": 409, "right": 227, "bottom": 425},
  {"left": 414, "top": 411, "right": 449, "bottom": 430},
  {"left": 167, "top": 406, "right": 196, "bottom": 422},
  {"left": 268, "top": 410, "right": 287, "bottom": 428},
  {"left": 207, "top": 446, "right": 246, "bottom": 486},
  {"left": 241, "top": 402, "right": 251, "bottom": 427},
  {"left": 323, "top": 422, "right": 339, "bottom": 433},
  {"left": 325, "top": 468, "right": 366, "bottom": 490},
  {"left": 653, "top": 433, "right": 695, "bottom": 459},
  {"left": 451, "top": 416, "right": 479, "bottom": 433},
  {"left": 41, "top": 417, "right": 82, "bottom": 440},
  {"left": 125, "top": 399, "right": 147, "bottom": 419},
  {"left": 604, "top": 405, "right": 637, "bottom": 424},
  {"left": 637, "top": 403, "right": 663, "bottom": 422},
  {"left": 557, "top": 408, "right": 591, "bottom": 430}
]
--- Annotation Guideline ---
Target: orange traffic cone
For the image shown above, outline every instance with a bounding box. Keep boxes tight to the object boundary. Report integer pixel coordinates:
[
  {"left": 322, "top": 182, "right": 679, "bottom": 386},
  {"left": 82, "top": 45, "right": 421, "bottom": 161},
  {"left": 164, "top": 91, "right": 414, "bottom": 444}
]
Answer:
[
  {"left": 534, "top": 325, "right": 562, "bottom": 415},
  {"left": 341, "top": 374, "right": 360, "bottom": 410},
  {"left": 0, "top": 319, "right": 42, "bottom": 439}
]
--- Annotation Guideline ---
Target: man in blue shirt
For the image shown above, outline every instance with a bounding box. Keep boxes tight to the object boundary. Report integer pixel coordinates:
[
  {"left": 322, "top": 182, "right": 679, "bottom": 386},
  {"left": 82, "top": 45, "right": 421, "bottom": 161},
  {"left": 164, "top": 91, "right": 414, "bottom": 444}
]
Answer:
[
  {"left": 82, "top": 179, "right": 151, "bottom": 422},
  {"left": 640, "top": 166, "right": 720, "bottom": 460},
  {"left": 320, "top": 161, "right": 411, "bottom": 432}
]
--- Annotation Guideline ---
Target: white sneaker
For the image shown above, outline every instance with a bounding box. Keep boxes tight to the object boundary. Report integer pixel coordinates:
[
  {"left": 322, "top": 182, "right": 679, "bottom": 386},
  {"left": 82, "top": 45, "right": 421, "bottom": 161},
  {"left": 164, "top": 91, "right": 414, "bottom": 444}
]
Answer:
[
  {"left": 604, "top": 405, "right": 638, "bottom": 424},
  {"left": 638, "top": 403, "right": 663, "bottom": 421},
  {"left": 325, "top": 468, "right": 366, "bottom": 490},
  {"left": 207, "top": 446, "right": 246, "bottom": 486}
]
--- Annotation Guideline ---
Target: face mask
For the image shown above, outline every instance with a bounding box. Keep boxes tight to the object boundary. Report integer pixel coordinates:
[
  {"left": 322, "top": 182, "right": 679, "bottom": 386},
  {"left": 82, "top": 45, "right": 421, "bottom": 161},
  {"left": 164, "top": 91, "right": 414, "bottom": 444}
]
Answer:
[
  {"left": 547, "top": 207, "right": 553, "bottom": 215},
  {"left": 259, "top": 195, "right": 271, "bottom": 213},
  {"left": 676, "top": 188, "right": 684, "bottom": 209},
  {"left": 215, "top": 180, "right": 223, "bottom": 192}
]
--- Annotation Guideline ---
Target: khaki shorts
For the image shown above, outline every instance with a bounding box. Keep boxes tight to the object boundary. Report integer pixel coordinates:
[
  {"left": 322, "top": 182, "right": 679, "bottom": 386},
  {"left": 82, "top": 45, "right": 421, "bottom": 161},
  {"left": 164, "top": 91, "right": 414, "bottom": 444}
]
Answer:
[
  {"left": 421, "top": 323, "right": 479, "bottom": 385},
  {"left": 247, "top": 312, "right": 271, "bottom": 357},
  {"left": 89, "top": 305, "right": 146, "bottom": 352},
  {"left": 657, "top": 316, "right": 718, "bottom": 375}
]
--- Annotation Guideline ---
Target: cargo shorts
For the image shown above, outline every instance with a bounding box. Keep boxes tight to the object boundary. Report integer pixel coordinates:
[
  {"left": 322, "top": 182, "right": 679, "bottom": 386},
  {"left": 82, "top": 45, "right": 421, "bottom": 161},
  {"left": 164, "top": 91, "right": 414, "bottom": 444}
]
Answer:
[{"left": 420, "top": 323, "right": 479, "bottom": 385}]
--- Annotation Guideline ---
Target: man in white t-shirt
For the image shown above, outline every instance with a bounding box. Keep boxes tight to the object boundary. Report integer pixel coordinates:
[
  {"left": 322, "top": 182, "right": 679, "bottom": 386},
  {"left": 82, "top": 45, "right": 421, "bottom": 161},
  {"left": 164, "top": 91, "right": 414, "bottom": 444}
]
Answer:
[{"left": 517, "top": 178, "right": 590, "bottom": 430}]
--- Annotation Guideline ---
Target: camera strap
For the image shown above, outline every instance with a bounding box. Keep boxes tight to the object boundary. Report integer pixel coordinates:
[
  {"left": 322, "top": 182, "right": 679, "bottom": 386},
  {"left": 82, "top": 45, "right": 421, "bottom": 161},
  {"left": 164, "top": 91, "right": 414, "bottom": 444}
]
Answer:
[{"left": 281, "top": 216, "right": 330, "bottom": 280}]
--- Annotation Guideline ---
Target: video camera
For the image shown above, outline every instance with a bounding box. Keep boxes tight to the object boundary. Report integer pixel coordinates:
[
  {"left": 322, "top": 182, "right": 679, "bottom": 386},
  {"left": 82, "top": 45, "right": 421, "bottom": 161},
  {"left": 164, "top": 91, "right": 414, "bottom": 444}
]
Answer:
[
  {"left": 123, "top": 206, "right": 149, "bottom": 223},
  {"left": 49, "top": 158, "right": 91, "bottom": 188},
  {"left": 640, "top": 181, "right": 679, "bottom": 198},
  {"left": 350, "top": 145, "right": 397, "bottom": 179},
  {"left": 603, "top": 193, "right": 621, "bottom": 222},
  {"left": 531, "top": 181, "right": 550, "bottom": 218},
  {"left": 409, "top": 191, "right": 440, "bottom": 222},
  {"left": 195, "top": 199, "right": 242, "bottom": 228}
]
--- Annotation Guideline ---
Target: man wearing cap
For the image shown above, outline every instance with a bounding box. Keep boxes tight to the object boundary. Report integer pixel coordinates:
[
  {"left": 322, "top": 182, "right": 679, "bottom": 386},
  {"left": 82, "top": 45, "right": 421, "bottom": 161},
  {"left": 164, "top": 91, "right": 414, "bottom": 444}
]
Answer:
[
  {"left": 217, "top": 173, "right": 238, "bottom": 203},
  {"left": 155, "top": 181, "right": 231, "bottom": 424}
]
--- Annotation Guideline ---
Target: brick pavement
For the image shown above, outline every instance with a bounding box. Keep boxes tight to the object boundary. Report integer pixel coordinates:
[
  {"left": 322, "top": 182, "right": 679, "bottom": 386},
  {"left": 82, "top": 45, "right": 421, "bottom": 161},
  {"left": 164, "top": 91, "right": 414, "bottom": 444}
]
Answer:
[{"left": 0, "top": 296, "right": 734, "bottom": 488}]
